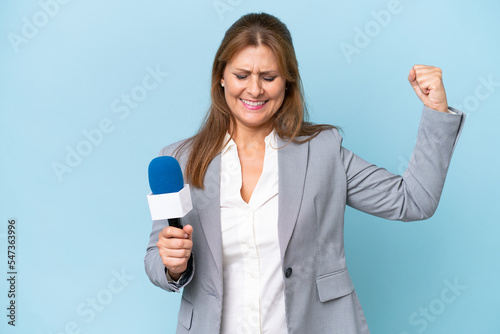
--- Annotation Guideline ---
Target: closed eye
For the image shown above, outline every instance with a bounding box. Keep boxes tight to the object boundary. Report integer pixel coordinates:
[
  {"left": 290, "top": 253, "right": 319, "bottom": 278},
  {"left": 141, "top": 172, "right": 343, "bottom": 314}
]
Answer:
[{"left": 234, "top": 74, "right": 277, "bottom": 82}]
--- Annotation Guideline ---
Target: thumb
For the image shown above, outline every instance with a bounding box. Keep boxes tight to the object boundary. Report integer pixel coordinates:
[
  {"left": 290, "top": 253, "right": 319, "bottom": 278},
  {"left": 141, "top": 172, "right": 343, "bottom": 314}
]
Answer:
[
  {"left": 407, "top": 68, "right": 416, "bottom": 84},
  {"left": 183, "top": 224, "right": 193, "bottom": 240},
  {"left": 408, "top": 68, "right": 423, "bottom": 99}
]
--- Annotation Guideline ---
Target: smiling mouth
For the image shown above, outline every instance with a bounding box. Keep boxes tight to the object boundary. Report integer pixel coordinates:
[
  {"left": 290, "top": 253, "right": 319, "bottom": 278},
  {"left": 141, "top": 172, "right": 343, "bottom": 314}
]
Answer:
[{"left": 240, "top": 98, "right": 268, "bottom": 107}]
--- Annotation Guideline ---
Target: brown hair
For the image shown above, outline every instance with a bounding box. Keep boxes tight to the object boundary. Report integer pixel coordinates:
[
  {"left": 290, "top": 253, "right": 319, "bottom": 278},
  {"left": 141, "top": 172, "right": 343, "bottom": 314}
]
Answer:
[{"left": 176, "top": 12, "right": 335, "bottom": 188}]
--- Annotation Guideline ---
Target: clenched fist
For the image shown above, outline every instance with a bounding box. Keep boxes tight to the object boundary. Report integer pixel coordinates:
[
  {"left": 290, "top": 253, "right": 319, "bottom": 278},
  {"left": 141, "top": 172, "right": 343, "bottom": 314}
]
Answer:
[
  {"left": 157, "top": 224, "right": 193, "bottom": 281},
  {"left": 408, "top": 65, "right": 448, "bottom": 113}
]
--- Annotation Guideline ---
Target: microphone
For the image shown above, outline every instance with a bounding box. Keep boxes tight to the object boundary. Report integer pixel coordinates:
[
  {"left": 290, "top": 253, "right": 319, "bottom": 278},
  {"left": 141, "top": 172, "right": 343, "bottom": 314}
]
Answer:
[{"left": 147, "top": 156, "right": 192, "bottom": 228}]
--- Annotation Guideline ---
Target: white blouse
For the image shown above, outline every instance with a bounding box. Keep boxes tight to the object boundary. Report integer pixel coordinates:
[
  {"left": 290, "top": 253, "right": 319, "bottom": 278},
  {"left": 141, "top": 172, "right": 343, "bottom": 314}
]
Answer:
[{"left": 219, "top": 130, "right": 288, "bottom": 334}]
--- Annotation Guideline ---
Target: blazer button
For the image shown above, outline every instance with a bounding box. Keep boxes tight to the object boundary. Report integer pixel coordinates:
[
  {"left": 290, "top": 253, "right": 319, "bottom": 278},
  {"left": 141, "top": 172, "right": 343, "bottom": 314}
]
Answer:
[{"left": 285, "top": 267, "right": 292, "bottom": 278}]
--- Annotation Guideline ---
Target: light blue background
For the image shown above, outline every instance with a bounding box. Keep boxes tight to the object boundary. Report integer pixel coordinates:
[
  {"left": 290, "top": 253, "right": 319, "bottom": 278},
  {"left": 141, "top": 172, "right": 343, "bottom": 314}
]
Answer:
[{"left": 1, "top": 1, "right": 499, "bottom": 333}]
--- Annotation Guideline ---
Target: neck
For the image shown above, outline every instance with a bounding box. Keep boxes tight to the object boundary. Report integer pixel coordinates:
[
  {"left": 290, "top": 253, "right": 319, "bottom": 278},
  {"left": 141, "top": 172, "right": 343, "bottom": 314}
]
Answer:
[{"left": 230, "top": 123, "right": 273, "bottom": 150}]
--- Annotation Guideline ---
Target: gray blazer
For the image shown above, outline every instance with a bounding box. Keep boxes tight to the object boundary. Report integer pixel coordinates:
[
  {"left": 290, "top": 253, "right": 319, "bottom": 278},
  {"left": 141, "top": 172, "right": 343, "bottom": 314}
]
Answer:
[{"left": 145, "top": 106, "right": 465, "bottom": 333}]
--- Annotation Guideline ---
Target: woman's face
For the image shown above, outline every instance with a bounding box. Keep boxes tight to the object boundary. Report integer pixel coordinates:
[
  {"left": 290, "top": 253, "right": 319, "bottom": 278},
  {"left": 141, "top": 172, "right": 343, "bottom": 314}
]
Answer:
[{"left": 221, "top": 44, "right": 286, "bottom": 132}]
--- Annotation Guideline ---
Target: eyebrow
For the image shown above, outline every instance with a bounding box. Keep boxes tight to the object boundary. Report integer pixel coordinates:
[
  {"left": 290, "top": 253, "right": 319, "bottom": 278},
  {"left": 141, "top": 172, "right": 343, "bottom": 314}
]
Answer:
[{"left": 234, "top": 68, "right": 279, "bottom": 75}]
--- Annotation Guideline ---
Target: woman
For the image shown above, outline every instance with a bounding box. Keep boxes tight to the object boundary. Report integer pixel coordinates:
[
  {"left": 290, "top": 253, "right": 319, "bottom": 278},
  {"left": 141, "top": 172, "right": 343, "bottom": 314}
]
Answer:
[{"left": 145, "top": 12, "right": 464, "bottom": 333}]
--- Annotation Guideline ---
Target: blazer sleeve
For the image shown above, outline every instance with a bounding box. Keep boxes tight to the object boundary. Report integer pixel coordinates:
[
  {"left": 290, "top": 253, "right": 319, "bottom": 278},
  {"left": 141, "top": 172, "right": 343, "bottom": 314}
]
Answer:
[{"left": 336, "top": 105, "right": 465, "bottom": 221}]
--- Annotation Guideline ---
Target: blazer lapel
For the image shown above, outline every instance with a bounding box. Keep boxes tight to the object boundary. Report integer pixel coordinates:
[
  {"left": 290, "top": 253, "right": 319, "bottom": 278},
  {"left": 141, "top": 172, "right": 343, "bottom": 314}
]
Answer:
[
  {"left": 277, "top": 137, "right": 309, "bottom": 259},
  {"left": 191, "top": 154, "right": 223, "bottom": 276}
]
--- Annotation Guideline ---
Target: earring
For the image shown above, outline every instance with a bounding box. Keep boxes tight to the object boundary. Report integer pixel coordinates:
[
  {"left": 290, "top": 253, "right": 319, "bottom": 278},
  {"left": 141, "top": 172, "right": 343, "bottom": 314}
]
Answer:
[{"left": 221, "top": 82, "right": 224, "bottom": 87}]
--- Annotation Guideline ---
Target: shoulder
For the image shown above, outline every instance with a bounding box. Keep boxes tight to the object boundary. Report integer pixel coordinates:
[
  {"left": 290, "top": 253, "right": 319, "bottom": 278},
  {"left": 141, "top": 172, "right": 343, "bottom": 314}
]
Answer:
[
  {"left": 159, "top": 139, "right": 188, "bottom": 156},
  {"left": 305, "top": 127, "right": 343, "bottom": 147},
  {"left": 158, "top": 138, "right": 193, "bottom": 166}
]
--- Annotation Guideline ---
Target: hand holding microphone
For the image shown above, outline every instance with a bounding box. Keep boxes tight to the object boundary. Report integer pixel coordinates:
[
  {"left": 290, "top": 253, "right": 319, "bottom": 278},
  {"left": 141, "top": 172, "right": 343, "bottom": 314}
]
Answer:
[
  {"left": 157, "top": 224, "right": 193, "bottom": 280},
  {"left": 147, "top": 156, "right": 194, "bottom": 280}
]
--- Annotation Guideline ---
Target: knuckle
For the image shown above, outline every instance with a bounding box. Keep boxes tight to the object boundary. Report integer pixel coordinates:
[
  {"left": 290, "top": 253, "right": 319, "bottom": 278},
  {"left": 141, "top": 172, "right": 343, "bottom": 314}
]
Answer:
[
  {"left": 165, "top": 237, "right": 178, "bottom": 247},
  {"left": 175, "top": 239, "right": 185, "bottom": 249}
]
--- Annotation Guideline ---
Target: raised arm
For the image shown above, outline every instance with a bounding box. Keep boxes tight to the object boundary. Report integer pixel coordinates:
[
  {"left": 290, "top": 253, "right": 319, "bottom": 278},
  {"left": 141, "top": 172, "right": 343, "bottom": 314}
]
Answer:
[{"left": 342, "top": 65, "right": 465, "bottom": 220}]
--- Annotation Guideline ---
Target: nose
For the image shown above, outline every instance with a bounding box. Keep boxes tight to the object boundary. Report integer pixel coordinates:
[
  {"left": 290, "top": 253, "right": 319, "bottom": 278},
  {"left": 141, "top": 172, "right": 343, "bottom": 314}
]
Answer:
[{"left": 246, "top": 75, "right": 263, "bottom": 97}]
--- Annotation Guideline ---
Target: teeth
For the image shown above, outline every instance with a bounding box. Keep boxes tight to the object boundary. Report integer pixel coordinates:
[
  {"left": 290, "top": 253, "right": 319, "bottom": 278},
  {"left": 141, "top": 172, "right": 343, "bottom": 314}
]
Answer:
[{"left": 242, "top": 99, "right": 266, "bottom": 106}]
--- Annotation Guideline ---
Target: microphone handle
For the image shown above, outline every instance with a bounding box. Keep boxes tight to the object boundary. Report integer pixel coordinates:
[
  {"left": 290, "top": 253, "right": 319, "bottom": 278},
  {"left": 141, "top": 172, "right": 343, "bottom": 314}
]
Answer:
[{"left": 168, "top": 218, "right": 183, "bottom": 229}]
